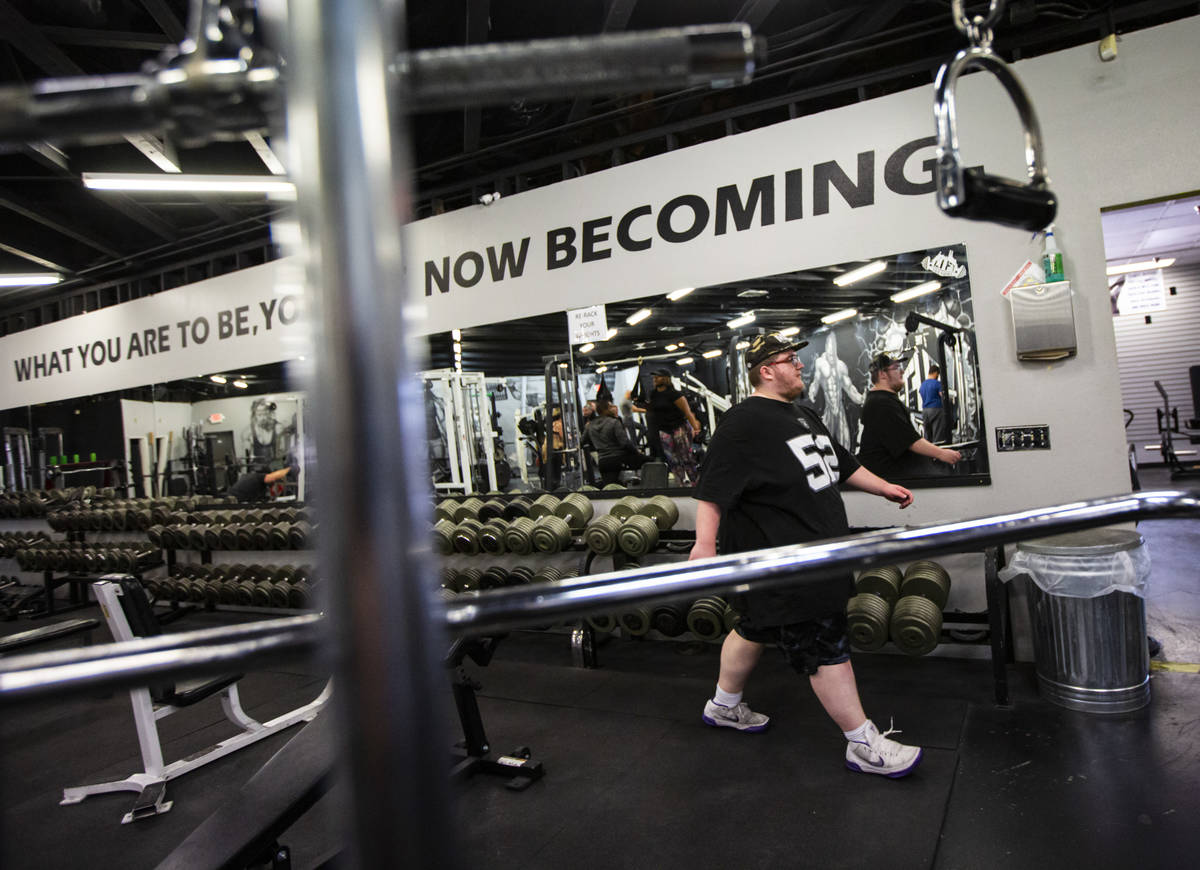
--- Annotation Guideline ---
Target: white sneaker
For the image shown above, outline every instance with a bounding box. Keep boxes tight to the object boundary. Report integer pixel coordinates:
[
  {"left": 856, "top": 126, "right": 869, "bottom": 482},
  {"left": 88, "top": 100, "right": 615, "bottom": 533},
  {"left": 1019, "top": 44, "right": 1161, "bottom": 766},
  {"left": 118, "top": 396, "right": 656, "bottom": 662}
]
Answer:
[
  {"left": 702, "top": 699, "right": 770, "bottom": 733},
  {"left": 844, "top": 720, "right": 922, "bottom": 778}
]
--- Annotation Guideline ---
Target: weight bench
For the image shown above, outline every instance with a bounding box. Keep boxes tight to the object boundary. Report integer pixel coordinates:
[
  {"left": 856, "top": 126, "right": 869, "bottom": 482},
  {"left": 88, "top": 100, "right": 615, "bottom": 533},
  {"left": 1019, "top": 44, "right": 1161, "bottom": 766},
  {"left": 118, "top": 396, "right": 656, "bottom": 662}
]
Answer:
[
  {"left": 61, "top": 577, "right": 331, "bottom": 824},
  {"left": 156, "top": 713, "right": 336, "bottom": 870},
  {"left": 0, "top": 617, "right": 99, "bottom": 654}
]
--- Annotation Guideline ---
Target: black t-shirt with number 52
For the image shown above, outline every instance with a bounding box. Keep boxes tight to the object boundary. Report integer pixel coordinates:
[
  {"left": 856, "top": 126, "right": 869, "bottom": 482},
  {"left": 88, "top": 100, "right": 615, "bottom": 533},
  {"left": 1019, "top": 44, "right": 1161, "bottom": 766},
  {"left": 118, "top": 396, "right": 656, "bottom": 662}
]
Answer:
[{"left": 694, "top": 396, "right": 861, "bottom": 624}]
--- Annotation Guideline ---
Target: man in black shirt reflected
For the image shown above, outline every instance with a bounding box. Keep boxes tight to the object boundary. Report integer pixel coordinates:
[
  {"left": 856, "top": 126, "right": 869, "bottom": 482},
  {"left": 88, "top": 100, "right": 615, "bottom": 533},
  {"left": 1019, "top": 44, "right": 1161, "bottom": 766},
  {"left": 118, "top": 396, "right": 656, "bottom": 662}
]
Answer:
[{"left": 692, "top": 333, "right": 924, "bottom": 778}]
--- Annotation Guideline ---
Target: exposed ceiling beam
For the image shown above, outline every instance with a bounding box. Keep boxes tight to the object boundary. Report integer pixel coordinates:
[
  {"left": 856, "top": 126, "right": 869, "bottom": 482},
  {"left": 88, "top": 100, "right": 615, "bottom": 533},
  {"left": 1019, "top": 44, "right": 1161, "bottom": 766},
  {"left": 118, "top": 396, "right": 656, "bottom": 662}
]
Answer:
[
  {"left": 35, "top": 26, "right": 171, "bottom": 52},
  {"left": 0, "top": 184, "right": 124, "bottom": 259},
  {"left": 135, "top": 0, "right": 187, "bottom": 43},
  {"left": 0, "top": 241, "right": 71, "bottom": 273},
  {"left": 566, "top": 0, "right": 640, "bottom": 123},
  {"left": 734, "top": 0, "right": 784, "bottom": 29},
  {"left": 462, "top": 0, "right": 490, "bottom": 154}
]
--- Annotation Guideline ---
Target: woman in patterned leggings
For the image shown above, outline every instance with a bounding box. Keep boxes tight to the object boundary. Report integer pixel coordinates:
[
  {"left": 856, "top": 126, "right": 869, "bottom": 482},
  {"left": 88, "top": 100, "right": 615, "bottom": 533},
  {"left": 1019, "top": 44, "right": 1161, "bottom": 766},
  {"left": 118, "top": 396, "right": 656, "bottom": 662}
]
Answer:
[{"left": 633, "top": 369, "right": 701, "bottom": 486}]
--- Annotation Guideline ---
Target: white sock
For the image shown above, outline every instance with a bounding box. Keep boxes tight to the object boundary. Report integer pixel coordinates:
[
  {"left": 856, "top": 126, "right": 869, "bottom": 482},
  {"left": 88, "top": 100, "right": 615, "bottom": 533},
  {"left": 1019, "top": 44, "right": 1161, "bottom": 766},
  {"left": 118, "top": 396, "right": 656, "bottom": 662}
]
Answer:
[
  {"left": 843, "top": 720, "right": 874, "bottom": 743},
  {"left": 712, "top": 685, "right": 742, "bottom": 707}
]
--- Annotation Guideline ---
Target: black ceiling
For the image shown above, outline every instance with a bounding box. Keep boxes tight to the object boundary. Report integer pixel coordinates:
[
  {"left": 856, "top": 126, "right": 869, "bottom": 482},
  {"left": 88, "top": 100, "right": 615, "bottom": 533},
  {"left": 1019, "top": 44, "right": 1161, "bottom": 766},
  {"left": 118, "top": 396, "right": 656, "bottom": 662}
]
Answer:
[{"left": 0, "top": 0, "right": 1196, "bottom": 338}]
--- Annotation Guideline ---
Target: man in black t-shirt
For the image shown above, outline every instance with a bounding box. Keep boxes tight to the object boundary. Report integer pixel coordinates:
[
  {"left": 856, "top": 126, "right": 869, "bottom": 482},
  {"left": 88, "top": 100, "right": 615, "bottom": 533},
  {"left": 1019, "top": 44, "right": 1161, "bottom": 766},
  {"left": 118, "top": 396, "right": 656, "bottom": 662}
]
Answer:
[
  {"left": 692, "top": 333, "right": 924, "bottom": 778},
  {"left": 857, "top": 353, "right": 961, "bottom": 480},
  {"left": 230, "top": 463, "right": 297, "bottom": 502}
]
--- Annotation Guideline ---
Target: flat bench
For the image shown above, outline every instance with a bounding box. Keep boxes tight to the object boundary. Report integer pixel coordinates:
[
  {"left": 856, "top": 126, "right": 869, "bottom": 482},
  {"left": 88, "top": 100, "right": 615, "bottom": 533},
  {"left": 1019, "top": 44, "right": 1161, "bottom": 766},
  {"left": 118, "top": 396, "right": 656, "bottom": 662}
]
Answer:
[{"left": 0, "top": 618, "right": 100, "bottom": 654}]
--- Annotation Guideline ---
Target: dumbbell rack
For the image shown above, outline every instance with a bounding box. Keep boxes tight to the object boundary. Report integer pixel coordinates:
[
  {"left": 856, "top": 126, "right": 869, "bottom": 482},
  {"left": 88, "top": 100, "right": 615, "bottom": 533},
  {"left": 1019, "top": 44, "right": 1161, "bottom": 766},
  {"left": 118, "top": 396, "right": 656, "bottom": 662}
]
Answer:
[
  {"left": 4, "top": 529, "right": 164, "bottom": 620},
  {"left": 155, "top": 505, "right": 319, "bottom": 615}
]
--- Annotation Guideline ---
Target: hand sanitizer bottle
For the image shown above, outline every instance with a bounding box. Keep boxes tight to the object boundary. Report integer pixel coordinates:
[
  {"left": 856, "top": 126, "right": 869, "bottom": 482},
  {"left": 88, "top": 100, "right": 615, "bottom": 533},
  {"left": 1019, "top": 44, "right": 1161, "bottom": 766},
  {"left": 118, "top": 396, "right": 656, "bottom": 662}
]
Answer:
[{"left": 1042, "top": 226, "right": 1065, "bottom": 282}]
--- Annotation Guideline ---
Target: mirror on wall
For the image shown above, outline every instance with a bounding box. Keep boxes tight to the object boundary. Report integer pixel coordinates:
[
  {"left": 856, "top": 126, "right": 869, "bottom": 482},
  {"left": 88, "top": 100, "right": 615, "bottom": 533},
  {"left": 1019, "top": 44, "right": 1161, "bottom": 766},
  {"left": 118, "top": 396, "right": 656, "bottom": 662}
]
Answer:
[
  {"left": 0, "top": 361, "right": 309, "bottom": 500},
  {"left": 425, "top": 243, "right": 989, "bottom": 493}
]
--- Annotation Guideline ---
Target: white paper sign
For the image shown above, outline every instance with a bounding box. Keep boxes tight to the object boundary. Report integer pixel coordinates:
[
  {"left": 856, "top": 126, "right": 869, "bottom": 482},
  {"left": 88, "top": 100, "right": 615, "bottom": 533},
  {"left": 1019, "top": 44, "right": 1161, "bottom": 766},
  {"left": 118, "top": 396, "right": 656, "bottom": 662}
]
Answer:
[
  {"left": 1115, "top": 269, "right": 1166, "bottom": 315},
  {"left": 567, "top": 305, "right": 608, "bottom": 344}
]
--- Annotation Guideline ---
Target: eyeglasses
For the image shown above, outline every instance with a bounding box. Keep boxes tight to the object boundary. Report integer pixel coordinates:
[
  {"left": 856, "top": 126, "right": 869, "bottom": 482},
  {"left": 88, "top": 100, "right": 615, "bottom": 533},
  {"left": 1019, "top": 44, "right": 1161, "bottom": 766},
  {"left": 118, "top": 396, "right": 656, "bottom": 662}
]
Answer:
[{"left": 765, "top": 354, "right": 802, "bottom": 368}]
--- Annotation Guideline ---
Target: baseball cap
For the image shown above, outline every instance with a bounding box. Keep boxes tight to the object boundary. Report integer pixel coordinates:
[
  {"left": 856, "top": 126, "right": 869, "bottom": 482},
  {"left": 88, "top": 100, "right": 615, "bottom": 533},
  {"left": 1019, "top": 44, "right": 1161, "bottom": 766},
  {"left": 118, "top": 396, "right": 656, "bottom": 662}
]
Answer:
[
  {"left": 745, "top": 332, "right": 809, "bottom": 368},
  {"left": 869, "top": 352, "right": 910, "bottom": 376},
  {"left": 650, "top": 368, "right": 673, "bottom": 377}
]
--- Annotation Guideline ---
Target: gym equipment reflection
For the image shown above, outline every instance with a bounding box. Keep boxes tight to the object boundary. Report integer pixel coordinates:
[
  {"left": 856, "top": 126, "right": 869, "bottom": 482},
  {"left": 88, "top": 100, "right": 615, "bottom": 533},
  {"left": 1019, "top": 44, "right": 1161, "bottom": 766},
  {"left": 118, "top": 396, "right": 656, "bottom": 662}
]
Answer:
[{"left": 427, "top": 242, "right": 989, "bottom": 492}]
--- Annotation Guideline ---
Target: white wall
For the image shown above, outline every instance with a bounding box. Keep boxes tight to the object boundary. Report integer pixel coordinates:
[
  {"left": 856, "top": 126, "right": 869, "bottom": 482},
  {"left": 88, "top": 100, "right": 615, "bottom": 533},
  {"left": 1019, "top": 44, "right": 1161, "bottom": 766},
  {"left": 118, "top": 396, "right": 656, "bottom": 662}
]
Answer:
[{"left": 407, "top": 18, "right": 1200, "bottom": 527}]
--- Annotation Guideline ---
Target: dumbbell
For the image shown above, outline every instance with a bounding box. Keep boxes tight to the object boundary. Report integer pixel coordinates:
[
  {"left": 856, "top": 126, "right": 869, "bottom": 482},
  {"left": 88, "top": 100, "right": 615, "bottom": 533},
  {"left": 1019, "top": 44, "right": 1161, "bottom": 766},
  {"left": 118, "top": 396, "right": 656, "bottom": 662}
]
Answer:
[
  {"left": 478, "top": 519, "right": 508, "bottom": 555},
  {"left": 638, "top": 495, "right": 679, "bottom": 531},
  {"left": 617, "top": 514, "right": 659, "bottom": 557},
  {"left": 528, "top": 494, "right": 561, "bottom": 520},
  {"left": 502, "top": 496, "right": 532, "bottom": 520},
  {"left": 502, "top": 517, "right": 536, "bottom": 555},
  {"left": 585, "top": 612, "right": 618, "bottom": 632},
  {"left": 608, "top": 495, "right": 643, "bottom": 522},
  {"left": 847, "top": 593, "right": 892, "bottom": 651},
  {"left": 479, "top": 566, "right": 510, "bottom": 590},
  {"left": 452, "top": 518, "right": 484, "bottom": 555},
  {"left": 457, "top": 568, "right": 483, "bottom": 593},
  {"left": 890, "top": 595, "right": 943, "bottom": 656},
  {"left": 554, "top": 493, "right": 594, "bottom": 531},
  {"left": 434, "top": 499, "right": 460, "bottom": 523},
  {"left": 288, "top": 521, "right": 313, "bottom": 549},
  {"left": 250, "top": 523, "right": 274, "bottom": 550},
  {"left": 583, "top": 514, "right": 622, "bottom": 555},
  {"left": 478, "top": 498, "right": 507, "bottom": 522},
  {"left": 531, "top": 515, "right": 573, "bottom": 553},
  {"left": 650, "top": 602, "right": 688, "bottom": 637},
  {"left": 432, "top": 520, "right": 456, "bottom": 556},
  {"left": 901, "top": 560, "right": 951, "bottom": 609},
  {"left": 454, "top": 498, "right": 485, "bottom": 523},
  {"left": 619, "top": 606, "right": 653, "bottom": 636},
  {"left": 687, "top": 597, "right": 728, "bottom": 641},
  {"left": 856, "top": 564, "right": 903, "bottom": 605},
  {"left": 219, "top": 524, "right": 240, "bottom": 550},
  {"left": 508, "top": 566, "right": 536, "bottom": 586}
]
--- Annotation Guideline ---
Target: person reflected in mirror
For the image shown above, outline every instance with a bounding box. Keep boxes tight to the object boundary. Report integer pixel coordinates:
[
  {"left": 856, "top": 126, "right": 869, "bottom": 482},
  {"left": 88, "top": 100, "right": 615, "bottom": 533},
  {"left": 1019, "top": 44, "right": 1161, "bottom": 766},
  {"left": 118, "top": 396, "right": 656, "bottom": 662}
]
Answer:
[
  {"left": 807, "top": 332, "right": 864, "bottom": 451},
  {"left": 691, "top": 332, "right": 922, "bottom": 778},
  {"left": 919, "top": 364, "right": 951, "bottom": 444},
  {"left": 632, "top": 368, "right": 701, "bottom": 486},
  {"left": 229, "top": 462, "right": 298, "bottom": 503},
  {"left": 539, "top": 406, "right": 564, "bottom": 490},
  {"left": 582, "top": 399, "right": 646, "bottom": 486},
  {"left": 858, "top": 353, "right": 960, "bottom": 478},
  {"left": 619, "top": 399, "right": 647, "bottom": 451}
]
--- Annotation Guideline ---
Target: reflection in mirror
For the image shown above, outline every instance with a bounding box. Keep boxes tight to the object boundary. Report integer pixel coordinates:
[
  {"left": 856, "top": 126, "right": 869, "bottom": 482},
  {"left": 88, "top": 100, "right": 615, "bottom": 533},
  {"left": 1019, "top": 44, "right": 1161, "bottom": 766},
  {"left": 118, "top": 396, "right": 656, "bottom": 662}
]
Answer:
[
  {"left": 425, "top": 243, "right": 988, "bottom": 494},
  {"left": 0, "top": 362, "right": 309, "bottom": 501}
]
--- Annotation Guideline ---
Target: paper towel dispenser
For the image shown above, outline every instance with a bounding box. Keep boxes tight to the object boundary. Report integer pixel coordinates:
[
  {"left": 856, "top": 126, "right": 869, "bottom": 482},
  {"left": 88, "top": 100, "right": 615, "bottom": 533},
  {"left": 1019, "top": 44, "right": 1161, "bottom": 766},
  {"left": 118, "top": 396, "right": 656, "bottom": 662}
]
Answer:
[{"left": 1009, "top": 280, "right": 1077, "bottom": 361}]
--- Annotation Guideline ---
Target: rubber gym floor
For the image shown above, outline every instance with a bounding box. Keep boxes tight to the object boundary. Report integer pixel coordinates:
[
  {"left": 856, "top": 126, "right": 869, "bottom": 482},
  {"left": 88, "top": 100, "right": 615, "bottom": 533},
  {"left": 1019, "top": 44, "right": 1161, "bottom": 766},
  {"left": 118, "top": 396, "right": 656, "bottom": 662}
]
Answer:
[{"left": 2, "top": 476, "right": 1197, "bottom": 869}]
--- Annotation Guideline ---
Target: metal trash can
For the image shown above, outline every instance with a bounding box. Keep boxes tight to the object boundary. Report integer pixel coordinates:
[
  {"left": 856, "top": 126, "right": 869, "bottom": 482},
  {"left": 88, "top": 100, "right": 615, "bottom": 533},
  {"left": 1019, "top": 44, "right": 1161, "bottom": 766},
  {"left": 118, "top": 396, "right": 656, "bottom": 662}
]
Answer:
[{"left": 1005, "top": 528, "right": 1151, "bottom": 713}]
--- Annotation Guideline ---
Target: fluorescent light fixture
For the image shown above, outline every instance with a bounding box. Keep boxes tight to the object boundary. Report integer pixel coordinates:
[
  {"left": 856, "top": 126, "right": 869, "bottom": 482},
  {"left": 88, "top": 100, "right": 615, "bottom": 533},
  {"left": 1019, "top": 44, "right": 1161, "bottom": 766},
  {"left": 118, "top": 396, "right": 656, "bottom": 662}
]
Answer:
[
  {"left": 664, "top": 344, "right": 679, "bottom": 352},
  {"left": 735, "top": 340, "right": 750, "bottom": 350},
  {"left": 726, "top": 312, "right": 756, "bottom": 329},
  {"left": 890, "top": 280, "right": 942, "bottom": 303},
  {"left": 558, "top": 362, "right": 569, "bottom": 368},
  {"left": 82, "top": 172, "right": 296, "bottom": 197},
  {"left": 702, "top": 349, "right": 723, "bottom": 359},
  {"left": 579, "top": 343, "right": 595, "bottom": 354},
  {"left": 1106, "top": 257, "right": 1176, "bottom": 276},
  {"left": 603, "top": 328, "right": 618, "bottom": 340},
  {"left": 451, "top": 328, "right": 462, "bottom": 340},
  {"left": 454, "top": 352, "right": 462, "bottom": 361},
  {"left": 595, "top": 365, "right": 608, "bottom": 373},
  {"left": 232, "top": 379, "right": 249, "bottom": 389},
  {"left": 821, "top": 308, "right": 858, "bottom": 324},
  {"left": 779, "top": 326, "right": 800, "bottom": 337},
  {"left": 0, "top": 273, "right": 62, "bottom": 287},
  {"left": 675, "top": 356, "right": 694, "bottom": 365},
  {"left": 833, "top": 260, "right": 887, "bottom": 286},
  {"left": 452, "top": 341, "right": 462, "bottom": 353},
  {"left": 209, "top": 375, "right": 227, "bottom": 384},
  {"left": 626, "top": 308, "right": 652, "bottom": 325},
  {"left": 667, "top": 287, "right": 695, "bottom": 301}
]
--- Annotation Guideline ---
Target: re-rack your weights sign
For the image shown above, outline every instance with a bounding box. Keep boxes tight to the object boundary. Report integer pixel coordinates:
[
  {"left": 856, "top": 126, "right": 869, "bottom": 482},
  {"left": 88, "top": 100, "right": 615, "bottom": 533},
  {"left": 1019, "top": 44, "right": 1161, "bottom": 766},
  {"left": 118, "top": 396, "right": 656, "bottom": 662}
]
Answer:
[{"left": 0, "top": 260, "right": 304, "bottom": 410}]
